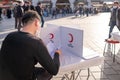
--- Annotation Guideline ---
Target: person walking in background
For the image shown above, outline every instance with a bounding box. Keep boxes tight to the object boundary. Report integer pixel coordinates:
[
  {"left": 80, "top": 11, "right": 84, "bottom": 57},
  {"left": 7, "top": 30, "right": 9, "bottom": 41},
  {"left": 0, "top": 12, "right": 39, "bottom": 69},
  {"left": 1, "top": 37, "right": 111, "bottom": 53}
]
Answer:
[
  {"left": 28, "top": 1, "right": 35, "bottom": 11},
  {"left": 6, "top": 8, "right": 12, "bottom": 19},
  {"left": 85, "top": 7, "right": 89, "bottom": 17},
  {"left": 13, "top": 4, "right": 18, "bottom": 29},
  {"left": 0, "top": 10, "right": 61, "bottom": 80},
  {"left": 51, "top": 7, "right": 57, "bottom": 19},
  {"left": 14, "top": 1, "right": 24, "bottom": 31},
  {"left": 23, "top": 1, "right": 29, "bottom": 13},
  {"left": 108, "top": 1, "right": 120, "bottom": 38},
  {"left": 0, "top": 7, "right": 2, "bottom": 20},
  {"left": 35, "top": 2, "right": 44, "bottom": 28},
  {"left": 23, "top": 1, "right": 35, "bottom": 13},
  {"left": 116, "top": 3, "right": 120, "bottom": 31}
]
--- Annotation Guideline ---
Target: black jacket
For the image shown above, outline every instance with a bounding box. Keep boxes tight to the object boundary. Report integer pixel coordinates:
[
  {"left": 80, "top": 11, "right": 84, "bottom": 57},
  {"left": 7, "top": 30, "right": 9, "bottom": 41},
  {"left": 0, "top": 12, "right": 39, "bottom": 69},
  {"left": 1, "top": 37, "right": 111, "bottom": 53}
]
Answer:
[
  {"left": 0, "top": 31, "right": 60, "bottom": 80},
  {"left": 35, "top": 6, "right": 42, "bottom": 16},
  {"left": 16, "top": 5, "right": 24, "bottom": 18}
]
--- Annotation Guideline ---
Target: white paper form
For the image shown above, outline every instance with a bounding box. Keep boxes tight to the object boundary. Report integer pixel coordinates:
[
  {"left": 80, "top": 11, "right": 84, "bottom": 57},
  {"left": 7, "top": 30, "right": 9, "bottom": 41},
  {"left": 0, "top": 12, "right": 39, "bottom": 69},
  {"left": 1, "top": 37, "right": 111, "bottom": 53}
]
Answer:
[{"left": 47, "top": 41, "right": 58, "bottom": 58}]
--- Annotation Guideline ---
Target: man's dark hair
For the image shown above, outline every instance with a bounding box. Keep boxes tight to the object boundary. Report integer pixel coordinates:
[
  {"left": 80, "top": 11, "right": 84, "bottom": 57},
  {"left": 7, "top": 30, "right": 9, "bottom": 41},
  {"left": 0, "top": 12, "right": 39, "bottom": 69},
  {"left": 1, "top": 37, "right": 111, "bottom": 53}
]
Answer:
[
  {"left": 22, "top": 10, "right": 40, "bottom": 26},
  {"left": 24, "top": 1, "right": 29, "bottom": 4},
  {"left": 16, "top": 0, "right": 22, "bottom": 3},
  {"left": 114, "top": 1, "right": 119, "bottom": 4},
  {"left": 37, "top": 1, "right": 41, "bottom": 5}
]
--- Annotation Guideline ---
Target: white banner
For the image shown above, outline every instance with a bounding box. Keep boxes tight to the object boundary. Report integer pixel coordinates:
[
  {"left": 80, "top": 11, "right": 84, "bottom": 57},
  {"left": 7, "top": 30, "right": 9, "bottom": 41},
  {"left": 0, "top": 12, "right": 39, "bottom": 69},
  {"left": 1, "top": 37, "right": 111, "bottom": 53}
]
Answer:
[{"left": 40, "top": 24, "right": 83, "bottom": 57}]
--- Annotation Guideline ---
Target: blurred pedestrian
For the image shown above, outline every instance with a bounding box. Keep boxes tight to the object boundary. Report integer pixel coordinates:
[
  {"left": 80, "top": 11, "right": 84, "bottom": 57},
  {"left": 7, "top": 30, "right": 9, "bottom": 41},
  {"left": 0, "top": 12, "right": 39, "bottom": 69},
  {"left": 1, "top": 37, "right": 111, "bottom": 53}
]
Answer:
[
  {"left": 6, "top": 8, "right": 12, "bottom": 19},
  {"left": 23, "top": 1, "right": 35, "bottom": 12},
  {"left": 14, "top": 1, "right": 24, "bottom": 31},
  {"left": 23, "top": 1, "right": 29, "bottom": 13},
  {"left": 35, "top": 2, "right": 44, "bottom": 28},
  {"left": 0, "top": 7, "right": 2, "bottom": 20},
  {"left": 108, "top": 1, "right": 120, "bottom": 38},
  {"left": 51, "top": 7, "right": 57, "bottom": 19},
  {"left": 116, "top": 3, "right": 120, "bottom": 31}
]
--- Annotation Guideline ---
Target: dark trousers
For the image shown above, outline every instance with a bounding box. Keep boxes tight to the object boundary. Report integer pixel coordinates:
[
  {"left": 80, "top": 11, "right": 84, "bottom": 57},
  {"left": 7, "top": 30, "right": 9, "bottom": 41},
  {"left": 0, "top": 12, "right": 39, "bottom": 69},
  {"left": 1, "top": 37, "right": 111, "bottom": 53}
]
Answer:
[
  {"left": 51, "top": 14, "right": 57, "bottom": 19},
  {"left": 15, "top": 17, "right": 22, "bottom": 31},
  {"left": 33, "top": 67, "right": 53, "bottom": 80},
  {"left": 40, "top": 16, "right": 44, "bottom": 28},
  {"left": 0, "top": 14, "right": 1, "bottom": 18}
]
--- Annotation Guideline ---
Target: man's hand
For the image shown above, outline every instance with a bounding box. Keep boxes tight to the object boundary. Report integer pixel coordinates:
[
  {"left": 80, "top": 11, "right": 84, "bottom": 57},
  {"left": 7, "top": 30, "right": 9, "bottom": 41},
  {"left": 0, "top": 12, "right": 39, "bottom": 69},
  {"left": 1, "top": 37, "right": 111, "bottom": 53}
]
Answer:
[{"left": 55, "top": 50, "right": 61, "bottom": 55}]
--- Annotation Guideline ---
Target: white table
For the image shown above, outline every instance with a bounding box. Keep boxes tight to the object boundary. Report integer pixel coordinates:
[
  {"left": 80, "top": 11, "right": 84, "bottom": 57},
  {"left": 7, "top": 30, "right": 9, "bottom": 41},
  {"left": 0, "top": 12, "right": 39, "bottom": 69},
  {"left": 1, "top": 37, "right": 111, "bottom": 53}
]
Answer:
[{"left": 36, "top": 47, "right": 104, "bottom": 80}]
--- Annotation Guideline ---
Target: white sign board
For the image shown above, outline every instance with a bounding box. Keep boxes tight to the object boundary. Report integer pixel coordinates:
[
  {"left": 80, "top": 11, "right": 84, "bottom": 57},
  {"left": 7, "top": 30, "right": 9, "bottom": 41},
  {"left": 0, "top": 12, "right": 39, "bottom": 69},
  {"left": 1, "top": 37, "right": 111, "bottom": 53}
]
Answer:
[
  {"left": 40, "top": 24, "right": 61, "bottom": 48},
  {"left": 40, "top": 24, "right": 83, "bottom": 57},
  {"left": 60, "top": 26, "right": 83, "bottom": 57}
]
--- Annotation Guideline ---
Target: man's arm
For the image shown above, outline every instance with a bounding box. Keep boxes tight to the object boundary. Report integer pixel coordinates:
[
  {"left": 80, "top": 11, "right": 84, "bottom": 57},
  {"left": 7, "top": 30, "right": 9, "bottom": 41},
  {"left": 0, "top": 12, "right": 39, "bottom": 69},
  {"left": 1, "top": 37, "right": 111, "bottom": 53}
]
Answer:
[{"left": 35, "top": 39, "right": 60, "bottom": 75}]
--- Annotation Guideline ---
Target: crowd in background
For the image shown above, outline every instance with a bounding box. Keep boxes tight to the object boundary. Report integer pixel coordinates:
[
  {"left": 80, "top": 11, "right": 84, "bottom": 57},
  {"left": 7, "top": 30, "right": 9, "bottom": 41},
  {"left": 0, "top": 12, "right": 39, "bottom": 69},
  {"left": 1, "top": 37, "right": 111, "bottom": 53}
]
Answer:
[
  {"left": 0, "top": 2, "right": 73, "bottom": 20},
  {"left": 0, "top": 2, "right": 102, "bottom": 18},
  {"left": 74, "top": 5, "right": 99, "bottom": 17},
  {"left": 0, "top": 0, "right": 107, "bottom": 30}
]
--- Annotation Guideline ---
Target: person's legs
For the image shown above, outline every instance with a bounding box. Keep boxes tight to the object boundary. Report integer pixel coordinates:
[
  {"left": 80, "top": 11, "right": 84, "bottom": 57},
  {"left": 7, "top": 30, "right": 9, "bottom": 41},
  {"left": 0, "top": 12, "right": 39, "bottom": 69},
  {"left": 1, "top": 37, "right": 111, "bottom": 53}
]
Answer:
[
  {"left": 55, "top": 14, "right": 57, "bottom": 19},
  {"left": 33, "top": 67, "right": 53, "bottom": 80},
  {"left": 18, "top": 17, "right": 22, "bottom": 31},
  {"left": 41, "top": 16, "right": 44, "bottom": 28},
  {"left": 116, "top": 21, "right": 120, "bottom": 31},
  {"left": 108, "top": 21, "right": 116, "bottom": 38},
  {"left": 0, "top": 13, "right": 1, "bottom": 19},
  {"left": 15, "top": 17, "right": 18, "bottom": 29}
]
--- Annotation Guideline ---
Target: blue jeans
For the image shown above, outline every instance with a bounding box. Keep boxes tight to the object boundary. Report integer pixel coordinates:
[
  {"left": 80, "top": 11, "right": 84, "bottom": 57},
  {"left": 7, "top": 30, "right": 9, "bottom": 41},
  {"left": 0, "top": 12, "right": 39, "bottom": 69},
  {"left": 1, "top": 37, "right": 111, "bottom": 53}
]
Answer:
[{"left": 108, "top": 21, "right": 116, "bottom": 38}]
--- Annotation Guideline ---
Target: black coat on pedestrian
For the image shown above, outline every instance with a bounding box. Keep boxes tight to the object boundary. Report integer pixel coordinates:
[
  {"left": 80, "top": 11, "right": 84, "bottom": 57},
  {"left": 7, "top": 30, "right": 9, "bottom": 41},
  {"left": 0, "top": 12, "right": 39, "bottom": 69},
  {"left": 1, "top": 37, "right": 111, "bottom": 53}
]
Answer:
[
  {"left": 7, "top": 9, "right": 12, "bottom": 18},
  {"left": 0, "top": 8, "right": 2, "bottom": 18},
  {"left": 117, "top": 8, "right": 120, "bottom": 30},
  {"left": 16, "top": 5, "right": 24, "bottom": 18},
  {"left": 35, "top": 6, "right": 42, "bottom": 16},
  {"left": 23, "top": 5, "right": 35, "bottom": 12}
]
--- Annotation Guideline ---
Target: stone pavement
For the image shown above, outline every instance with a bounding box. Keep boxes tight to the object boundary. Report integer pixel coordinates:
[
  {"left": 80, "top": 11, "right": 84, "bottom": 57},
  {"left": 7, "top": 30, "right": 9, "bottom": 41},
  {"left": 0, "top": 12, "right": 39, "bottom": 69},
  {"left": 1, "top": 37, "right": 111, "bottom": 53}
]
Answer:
[{"left": 1, "top": 13, "right": 120, "bottom": 80}]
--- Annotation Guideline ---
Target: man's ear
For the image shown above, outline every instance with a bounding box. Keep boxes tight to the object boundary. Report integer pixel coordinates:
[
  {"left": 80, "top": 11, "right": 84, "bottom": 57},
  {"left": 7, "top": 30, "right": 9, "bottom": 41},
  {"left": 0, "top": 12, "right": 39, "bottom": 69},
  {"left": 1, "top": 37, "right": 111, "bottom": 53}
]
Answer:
[{"left": 35, "top": 19, "right": 39, "bottom": 27}]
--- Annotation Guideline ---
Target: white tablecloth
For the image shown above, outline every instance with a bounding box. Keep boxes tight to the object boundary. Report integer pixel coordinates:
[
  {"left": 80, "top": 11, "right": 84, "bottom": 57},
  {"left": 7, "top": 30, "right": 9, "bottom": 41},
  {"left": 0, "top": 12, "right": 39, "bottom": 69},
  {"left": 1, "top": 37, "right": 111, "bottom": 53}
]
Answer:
[
  {"left": 58, "top": 47, "right": 104, "bottom": 74},
  {"left": 35, "top": 47, "right": 104, "bottom": 74}
]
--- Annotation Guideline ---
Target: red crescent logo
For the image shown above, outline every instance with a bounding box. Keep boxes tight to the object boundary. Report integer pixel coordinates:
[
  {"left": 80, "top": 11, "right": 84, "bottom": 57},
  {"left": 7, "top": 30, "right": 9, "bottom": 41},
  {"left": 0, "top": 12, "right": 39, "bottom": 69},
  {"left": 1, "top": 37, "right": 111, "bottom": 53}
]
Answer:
[
  {"left": 68, "top": 33, "right": 73, "bottom": 43},
  {"left": 49, "top": 33, "right": 54, "bottom": 39}
]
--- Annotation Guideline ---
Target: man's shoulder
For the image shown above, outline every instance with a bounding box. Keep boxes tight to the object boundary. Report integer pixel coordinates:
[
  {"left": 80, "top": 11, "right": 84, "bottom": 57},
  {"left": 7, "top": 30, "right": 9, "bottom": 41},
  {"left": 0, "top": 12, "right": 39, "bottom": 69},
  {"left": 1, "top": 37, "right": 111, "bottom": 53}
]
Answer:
[
  {"left": 7, "top": 31, "right": 18, "bottom": 36},
  {"left": 4, "top": 32, "right": 19, "bottom": 39},
  {"left": 35, "top": 6, "right": 40, "bottom": 9}
]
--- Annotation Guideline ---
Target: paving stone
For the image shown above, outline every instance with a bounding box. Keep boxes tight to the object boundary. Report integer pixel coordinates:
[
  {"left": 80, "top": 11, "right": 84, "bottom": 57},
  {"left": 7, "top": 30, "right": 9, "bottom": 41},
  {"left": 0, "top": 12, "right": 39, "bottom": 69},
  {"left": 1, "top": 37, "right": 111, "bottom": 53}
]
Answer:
[
  {"left": 90, "top": 66, "right": 101, "bottom": 72},
  {"left": 102, "top": 68, "right": 118, "bottom": 75},
  {"left": 104, "top": 56, "right": 113, "bottom": 61},
  {"left": 104, "top": 52, "right": 112, "bottom": 57},
  {"left": 96, "top": 78, "right": 110, "bottom": 80},
  {"left": 107, "top": 75, "right": 120, "bottom": 80},
  {"left": 111, "top": 65, "right": 120, "bottom": 71},
  {"left": 100, "top": 62, "right": 111, "bottom": 69},
  {"left": 80, "top": 76, "right": 95, "bottom": 80},
  {"left": 105, "top": 60, "right": 118, "bottom": 66},
  {"left": 116, "top": 70, "right": 120, "bottom": 75},
  {"left": 79, "top": 69, "right": 92, "bottom": 76},
  {"left": 92, "top": 72, "right": 107, "bottom": 79}
]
